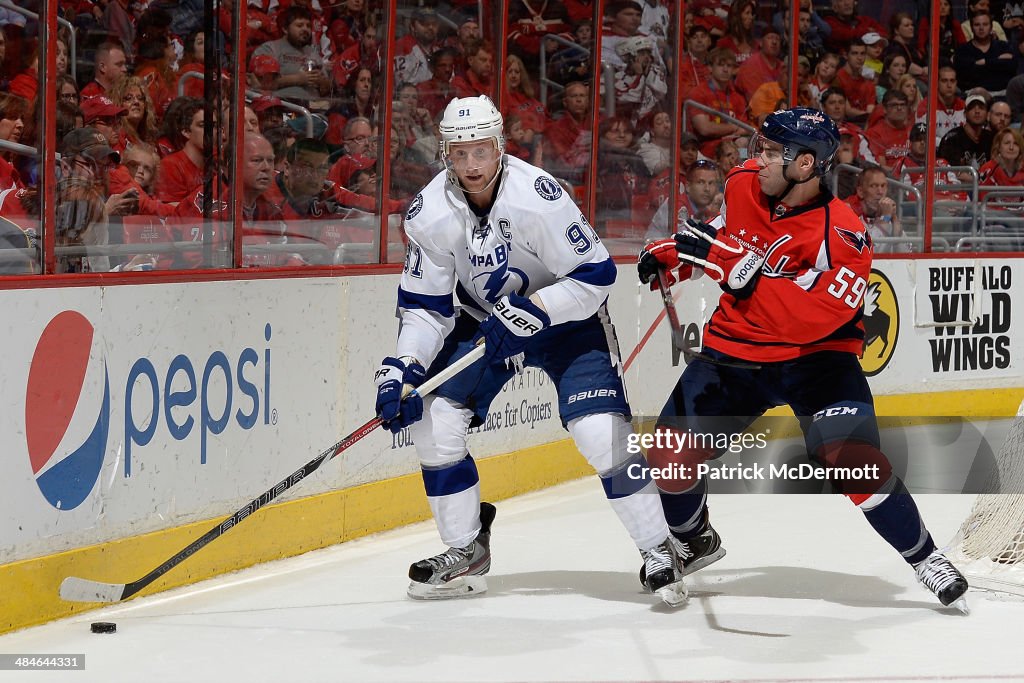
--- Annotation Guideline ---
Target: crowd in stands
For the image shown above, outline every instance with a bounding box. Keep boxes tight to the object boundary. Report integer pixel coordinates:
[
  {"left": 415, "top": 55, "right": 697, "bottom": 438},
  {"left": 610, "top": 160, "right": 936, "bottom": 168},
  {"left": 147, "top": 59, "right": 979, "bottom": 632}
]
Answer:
[{"left": 1, "top": 0, "right": 1024, "bottom": 274}]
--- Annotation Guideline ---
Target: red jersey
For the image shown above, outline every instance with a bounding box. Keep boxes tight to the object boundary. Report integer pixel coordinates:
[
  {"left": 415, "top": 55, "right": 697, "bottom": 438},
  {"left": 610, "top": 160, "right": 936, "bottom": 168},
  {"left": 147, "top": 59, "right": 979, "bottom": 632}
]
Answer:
[
  {"left": 157, "top": 150, "right": 204, "bottom": 203},
  {"left": 689, "top": 80, "right": 749, "bottom": 157},
  {"left": 864, "top": 119, "right": 911, "bottom": 169},
  {"left": 835, "top": 69, "right": 876, "bottom": 112},
  {"left": 701, "top": 159, "right": 870, "bottom": 362}
]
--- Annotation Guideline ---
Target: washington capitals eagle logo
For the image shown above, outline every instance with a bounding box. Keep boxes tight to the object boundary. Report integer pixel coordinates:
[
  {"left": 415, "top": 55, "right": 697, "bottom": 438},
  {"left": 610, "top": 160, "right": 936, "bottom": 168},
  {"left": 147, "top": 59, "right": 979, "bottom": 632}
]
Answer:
[{"left": 834, "top": 226, "right": 872, "bottom": 253}]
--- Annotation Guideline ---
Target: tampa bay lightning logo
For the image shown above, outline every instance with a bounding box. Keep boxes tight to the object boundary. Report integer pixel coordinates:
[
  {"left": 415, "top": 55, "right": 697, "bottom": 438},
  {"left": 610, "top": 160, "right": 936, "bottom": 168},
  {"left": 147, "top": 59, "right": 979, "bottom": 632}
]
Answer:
[
  {"left": 834, "top": 226, "right": 872, "bottom": 253},
  {"left": 406, "top": 193, "right": 424, "bottom": 220},
  {"left": 471, "top": 258, "right": 531, "bottom": 304},
  {"left": 534, "top": 176, "right": 562, "bottom": 201}
]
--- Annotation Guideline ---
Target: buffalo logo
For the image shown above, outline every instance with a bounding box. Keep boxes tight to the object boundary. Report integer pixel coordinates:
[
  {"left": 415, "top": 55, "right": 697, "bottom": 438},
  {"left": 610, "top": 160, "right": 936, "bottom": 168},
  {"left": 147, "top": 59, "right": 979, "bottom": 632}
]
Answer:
[
  {"left": 860, "top": 269, "right": 899, "bottom": 377},
  {"left": 406, "top": 193, "right": 424, "bottom": 220},
  {"left": 534, "top": 176, "right": 562, "bottom": 201},
  {"left": 835, "top": 226, "right": 872, "bottom": 253}
]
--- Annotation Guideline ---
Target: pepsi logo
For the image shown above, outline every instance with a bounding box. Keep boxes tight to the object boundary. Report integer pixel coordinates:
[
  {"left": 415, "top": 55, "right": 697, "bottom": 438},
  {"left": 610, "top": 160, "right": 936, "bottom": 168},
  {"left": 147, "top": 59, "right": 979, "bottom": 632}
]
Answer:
[{"left": 26, "top": 311, "right": 109, "bottom": 510}]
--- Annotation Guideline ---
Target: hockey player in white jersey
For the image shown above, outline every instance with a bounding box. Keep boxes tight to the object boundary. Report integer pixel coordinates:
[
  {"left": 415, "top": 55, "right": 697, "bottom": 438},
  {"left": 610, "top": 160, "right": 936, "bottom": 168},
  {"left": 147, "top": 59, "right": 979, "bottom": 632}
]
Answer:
[{"left": 374, "top": 95, "right": 689, "bottom": 604}]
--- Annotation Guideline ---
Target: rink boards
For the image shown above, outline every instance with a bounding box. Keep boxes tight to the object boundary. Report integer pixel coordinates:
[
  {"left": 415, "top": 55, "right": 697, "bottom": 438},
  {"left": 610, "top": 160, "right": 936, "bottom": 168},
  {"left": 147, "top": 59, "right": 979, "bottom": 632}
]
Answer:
[{"left": 1, "top": 257, "right": 1022, "bottom": 632}]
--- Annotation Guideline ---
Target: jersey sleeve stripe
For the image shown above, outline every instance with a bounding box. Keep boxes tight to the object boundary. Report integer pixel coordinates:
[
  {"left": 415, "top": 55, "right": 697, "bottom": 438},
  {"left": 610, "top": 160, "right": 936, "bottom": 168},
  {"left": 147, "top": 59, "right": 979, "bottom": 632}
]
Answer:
[
  {"left": 566, "top": 257, "right": 617, "bottom": 287},
  {"left": 398, "top": 288, "right": 456, "bottom": 318}
]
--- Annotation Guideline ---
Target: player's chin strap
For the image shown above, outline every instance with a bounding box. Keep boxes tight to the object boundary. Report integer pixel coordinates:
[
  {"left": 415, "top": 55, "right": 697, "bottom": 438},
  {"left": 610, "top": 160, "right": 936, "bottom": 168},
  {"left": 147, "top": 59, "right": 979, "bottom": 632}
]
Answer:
[{"left": 768, "top": 153, "right": 822, "bottom": 208}]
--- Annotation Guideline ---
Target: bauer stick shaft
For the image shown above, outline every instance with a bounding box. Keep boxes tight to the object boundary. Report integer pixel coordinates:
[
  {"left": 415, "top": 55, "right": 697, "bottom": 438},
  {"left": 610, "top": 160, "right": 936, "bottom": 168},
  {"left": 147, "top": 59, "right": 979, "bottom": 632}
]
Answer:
[{"left": 60, "top": 343, "right": 487, "bottom": 604}]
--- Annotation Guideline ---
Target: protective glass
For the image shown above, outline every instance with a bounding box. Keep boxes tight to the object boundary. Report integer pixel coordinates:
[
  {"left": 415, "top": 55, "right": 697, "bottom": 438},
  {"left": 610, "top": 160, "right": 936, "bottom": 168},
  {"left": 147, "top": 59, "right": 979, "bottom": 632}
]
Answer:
[{"left": 747, "top": 133, "right": 787, "bottom": 166}]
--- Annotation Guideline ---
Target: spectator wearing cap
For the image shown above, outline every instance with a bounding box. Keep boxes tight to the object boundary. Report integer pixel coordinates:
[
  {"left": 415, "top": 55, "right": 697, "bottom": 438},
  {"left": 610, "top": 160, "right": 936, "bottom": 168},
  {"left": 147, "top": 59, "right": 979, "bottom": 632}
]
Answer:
[
  {"left": 544, "top": 81, "right": 592, "bottom": 185},
  {"left": 689, "top": 47, "right": 750, "bottom": 158},
  {"left": 57, "top": 127, "right": 149, "bottom": 273},
  {"left": 393, "top": 7, "right": 442, "bottom": 86},
  {"left": 451, "top": 39, "right": 495, "bottom": 99},
  {"left": 679, "top": 25, "right": 712, "bottom": 90},
  {"left": 613, "top": 35, "right": 668, "bottom": 125},
  {"left": 252, "top": 6, "right": 330, "bottom": 104},
  {"left": 893, "top": 125, "right": 966, "bottom": 224},
  {"left": 507, "top": 0, "right": 572, "bottom": 64},
  {"left": 735, "top": 26, "right": 783, "bottom": 99},
  {"left": 716, "top": 0, "right": 757, "bottom": 65},
  {"left": 416, "top": 47, "right": 458, "bottom": 122},
  {"left": 820, "top": 0, "right": 885, "bottom": 55},
  {"left": 602, "top": 0, "right": 646, "bottom": 70},
  {"left": 331, "top": 14, "right": 380, "bottom": 92},
  {"left": 835, "top": 38, "right": 876, "bottom": 125},
  {"left": 82, "top": 42, "right": 129, "bottom": 100},
  {"left": 444, "top": 17, "right": 480, "bottom": 76},
  {"left": 955, "top": 11, "right": 1016, "bottom": 93},
  {"left": 251, "top": 95, "right": 288, "bottom": 132},
  {"left": 939, "top": 92, "right": 996, "bottom": 179},
  {"left": 861, "top": 31, "right": 887, "bottom": 78},
  {"left": 885, "top": 13, "right": 928, "bottom": 82},
  {"left": 157, "top": 99, "right": 210, "bottom": 203},
  {"left": 250, "top": 54, "right": 282, "bottom": 94},
  {"left": 866, "top": 89, "right": 913, "bottom": 173},
  {"left": 82, "top": 96, "right": 128, "bottom": 156},
  {"left": 327, "top": 0, "right": 370, "bottom": 58}
]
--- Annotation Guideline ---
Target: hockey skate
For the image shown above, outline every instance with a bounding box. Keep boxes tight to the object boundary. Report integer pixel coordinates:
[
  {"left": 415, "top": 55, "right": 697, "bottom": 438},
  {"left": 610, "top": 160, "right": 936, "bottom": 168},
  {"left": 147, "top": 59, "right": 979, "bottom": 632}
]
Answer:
[
  {"left": 640, "top": 518, "right": 726, "bottom": 588},
  {"left": 407, "top": 502, "right": 496, "bottom": 600},
  {"left": 640, "top": 539, "right": 688, "bottom": 606},
  {"left": 914, "top": 551, "right": 969, "bottom": 613}
]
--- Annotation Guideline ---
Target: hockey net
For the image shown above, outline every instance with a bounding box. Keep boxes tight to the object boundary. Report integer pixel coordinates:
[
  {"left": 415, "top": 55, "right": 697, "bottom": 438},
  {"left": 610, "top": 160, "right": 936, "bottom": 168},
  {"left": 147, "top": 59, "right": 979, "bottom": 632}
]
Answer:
[{"left": 948, "top": 399, "right": 1024, "bottom": 595}]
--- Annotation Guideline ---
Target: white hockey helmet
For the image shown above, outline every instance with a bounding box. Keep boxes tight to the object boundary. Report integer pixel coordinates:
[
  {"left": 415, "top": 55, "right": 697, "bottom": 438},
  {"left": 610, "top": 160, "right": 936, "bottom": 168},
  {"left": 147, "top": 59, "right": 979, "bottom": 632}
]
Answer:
[
  {"left": 615, "top": 35, "right": 655, "bottom": 59},
  {"left": 439, "top": 95, "right": 505, "bottom": 157}
]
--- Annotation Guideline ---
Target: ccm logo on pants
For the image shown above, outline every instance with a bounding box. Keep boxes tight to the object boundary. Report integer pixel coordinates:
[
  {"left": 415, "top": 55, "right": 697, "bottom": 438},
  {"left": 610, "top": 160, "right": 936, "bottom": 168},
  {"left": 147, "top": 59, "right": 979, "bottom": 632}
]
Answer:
[{"left": 567, "top": 389, "right": 618, "bottom": 404}]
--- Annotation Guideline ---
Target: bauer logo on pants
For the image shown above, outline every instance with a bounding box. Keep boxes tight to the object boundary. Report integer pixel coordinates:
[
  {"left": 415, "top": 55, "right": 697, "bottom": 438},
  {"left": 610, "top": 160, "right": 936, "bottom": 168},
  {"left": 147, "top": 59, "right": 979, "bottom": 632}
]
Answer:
[{"left": 860, "top": 268, "right": 899, "bottom": 377}]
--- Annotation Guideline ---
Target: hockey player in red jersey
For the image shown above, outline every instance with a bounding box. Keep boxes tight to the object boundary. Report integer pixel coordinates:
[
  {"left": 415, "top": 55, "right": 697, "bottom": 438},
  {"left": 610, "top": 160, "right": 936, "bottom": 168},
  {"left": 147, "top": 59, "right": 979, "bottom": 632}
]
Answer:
[{"left": 636, "top": 107, "right": 969, "bottom": 611}]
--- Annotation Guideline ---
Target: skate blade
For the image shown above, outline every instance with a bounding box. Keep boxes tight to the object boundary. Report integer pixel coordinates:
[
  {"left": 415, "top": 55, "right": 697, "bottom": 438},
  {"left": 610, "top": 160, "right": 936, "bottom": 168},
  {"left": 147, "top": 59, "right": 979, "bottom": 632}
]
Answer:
[
  {"left": 407, "top": 575, "right": 488, "bottom": 600},
  {"left": 655, "top": 579, "right": 688, "bottom": 607},
  {"left": 681, "top": 547, "right": 726, "bottom": 577},
  {"left": 948, "top": 596, "right": 970, "bottom": 615}
]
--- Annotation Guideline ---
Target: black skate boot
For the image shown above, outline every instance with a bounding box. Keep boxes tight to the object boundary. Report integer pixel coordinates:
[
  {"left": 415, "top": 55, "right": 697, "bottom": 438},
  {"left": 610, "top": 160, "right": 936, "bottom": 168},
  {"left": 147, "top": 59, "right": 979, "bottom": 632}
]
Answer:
[
  {"left": 407, "top": 502, "right": 496, "bottom": 600},
  {"left": 640, "top": 513, "right": 726, "bottom": 588},
  {"left": 639, "top": 538, "right": 687, "bottom": 606},
  {"left": 914, "top": 551, "right": 969, "bottom": 613}
]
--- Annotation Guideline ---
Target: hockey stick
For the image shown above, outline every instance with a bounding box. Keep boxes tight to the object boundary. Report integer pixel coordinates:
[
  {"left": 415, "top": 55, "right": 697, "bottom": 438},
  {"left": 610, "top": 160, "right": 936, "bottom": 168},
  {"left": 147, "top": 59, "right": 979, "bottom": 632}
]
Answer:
[
  {"left": 60, "top": 343, "right": 487, "bottom": 604},
  {"left": 654, "top": 269, "right": 761, "bottom": 371}
]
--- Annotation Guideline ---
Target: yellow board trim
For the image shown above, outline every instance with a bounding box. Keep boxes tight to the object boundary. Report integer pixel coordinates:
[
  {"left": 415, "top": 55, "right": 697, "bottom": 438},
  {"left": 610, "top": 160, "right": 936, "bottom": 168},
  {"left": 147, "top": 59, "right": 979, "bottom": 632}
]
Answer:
[
  {"left": 0, "top": 440, "right": 592, "bottom": 635},
  {"left": 3, "top": 387, "right": 1021, "bottom": 634}
]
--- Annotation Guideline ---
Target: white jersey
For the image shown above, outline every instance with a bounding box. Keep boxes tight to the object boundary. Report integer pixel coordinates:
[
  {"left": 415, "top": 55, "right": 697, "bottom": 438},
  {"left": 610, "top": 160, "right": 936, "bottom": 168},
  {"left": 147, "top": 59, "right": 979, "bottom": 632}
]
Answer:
[{"left": 396, "top": 156, "right": 615, "bottom": 366}]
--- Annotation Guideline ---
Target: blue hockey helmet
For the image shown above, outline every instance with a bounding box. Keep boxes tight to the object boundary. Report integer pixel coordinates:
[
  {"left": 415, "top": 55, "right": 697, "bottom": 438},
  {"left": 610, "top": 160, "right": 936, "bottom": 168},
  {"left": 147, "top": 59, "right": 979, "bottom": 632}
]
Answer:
[{"left": 750, "top": 107, "right": 840, "bottom": 176}]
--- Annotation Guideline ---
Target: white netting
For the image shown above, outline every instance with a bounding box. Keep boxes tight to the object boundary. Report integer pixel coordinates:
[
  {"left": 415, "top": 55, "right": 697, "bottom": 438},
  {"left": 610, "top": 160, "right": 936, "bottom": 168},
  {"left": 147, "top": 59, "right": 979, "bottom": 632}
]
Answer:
[{"left": 949, "top": 399, "right": 1024, "bottom": 595}]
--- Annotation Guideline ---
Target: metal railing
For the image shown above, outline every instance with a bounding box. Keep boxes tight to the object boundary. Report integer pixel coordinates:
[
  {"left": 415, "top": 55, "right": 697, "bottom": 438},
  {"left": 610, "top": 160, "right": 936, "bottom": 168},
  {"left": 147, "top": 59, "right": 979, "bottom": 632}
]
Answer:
[
  {"left": 680, "top": 100, "right": 758, "bottom": 142},
  {"left": 0, "top": 0, "right": 76, "bottom": 75}
]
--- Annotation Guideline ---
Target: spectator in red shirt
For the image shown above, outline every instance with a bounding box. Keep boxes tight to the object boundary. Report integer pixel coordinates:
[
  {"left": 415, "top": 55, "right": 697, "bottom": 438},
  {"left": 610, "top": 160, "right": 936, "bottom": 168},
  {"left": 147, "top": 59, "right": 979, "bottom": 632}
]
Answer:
[
  {"left": 544, "top": 81, "right": 592, "bottom": 184},
  {"left": 451, "top": 39, "right": 495, "bottom": 99},
  {"left": 646, "top": 158, "right": 722, "bottom": 240},
  {"left": 835, "top": 39, "right": 876, "bottom": 125},
  {"left": 507, "top": 0, "right": 572, "bottom": 64},
  {"left": 134, "top": 30, "right": 177, "bottom": 118},
  {"left": 416, "top": 47, "right": 458, "bottom": 121},
  {"left": 110, "top": 76, "right": 159, "bottom": 148},
  {"left": 821, "top": 0, "right": 885, "bottom": 55},
  {"left": 81, "top": 42, "right": 128, "bottom": 100},
  {"left": 331, "top": 14, "right": 380, "bottom": 90},
  {"left": 845, "top": 165, "right": 910, "bottom": 252},
  {"left": 503, "top": 54, "right": 548, "bottom": 134},
  {"left": 679, "top": 25, "right": 712, "bottom": 91},
  {"left": 716, "top": 0, "right": 757, "bottom": 65},
  {"left": 735, "top": 26, "right": 783, "bottom": 99},
  {"left": 866, "top": 89, "right": 912, "bottom": 173},
  {"left": 8, "top": 46, "right": 38, "bottom": 103},
  {"left": 690, "top": 47, "right": 750, "bottom": 158},
  {"left": 979, "top": 127, "right": 1024, "bottom": 200},
  {"left": 157, "top": 100, "right": 209, "bottom": 203}
]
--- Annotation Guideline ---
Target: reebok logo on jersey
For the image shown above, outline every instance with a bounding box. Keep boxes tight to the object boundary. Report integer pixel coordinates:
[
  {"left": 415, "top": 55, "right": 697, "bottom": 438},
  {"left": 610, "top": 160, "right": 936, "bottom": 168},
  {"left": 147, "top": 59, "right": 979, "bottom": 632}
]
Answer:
[
  {"left": 567, "top": 389, "right": 618, "bottom": 404},
  {"left": 834, "top": 226, "right": 872, "bottom": 253}
]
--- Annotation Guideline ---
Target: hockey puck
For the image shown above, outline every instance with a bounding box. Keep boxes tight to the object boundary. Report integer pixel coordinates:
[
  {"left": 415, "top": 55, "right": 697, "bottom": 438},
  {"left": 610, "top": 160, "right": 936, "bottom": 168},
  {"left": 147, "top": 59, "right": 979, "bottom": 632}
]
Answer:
[{"left": 90, "top": 622, "right": 116, "bottom": 634}]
